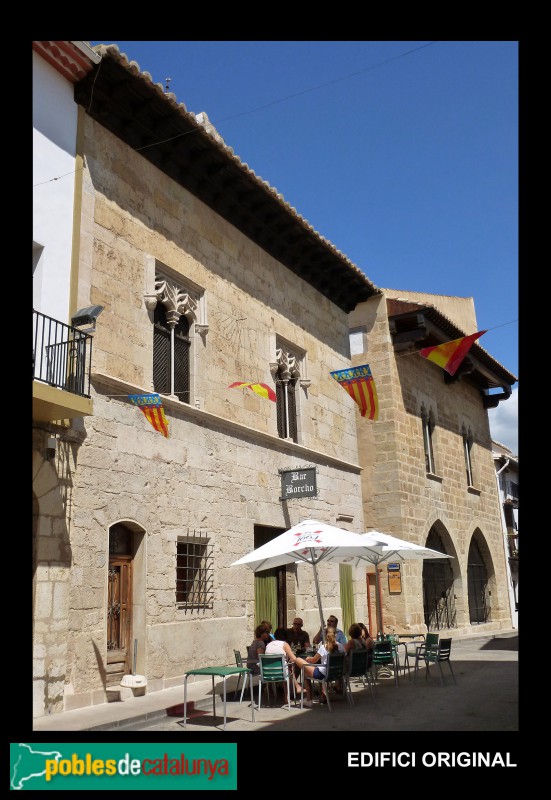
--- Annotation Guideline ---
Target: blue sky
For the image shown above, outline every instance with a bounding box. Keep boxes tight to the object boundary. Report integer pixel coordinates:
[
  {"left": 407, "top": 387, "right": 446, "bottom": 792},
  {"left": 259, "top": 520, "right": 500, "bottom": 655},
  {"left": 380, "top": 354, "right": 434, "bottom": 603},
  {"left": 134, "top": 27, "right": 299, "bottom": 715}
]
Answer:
[{"left": 89, "top": 40, "right": 518, "bottom": 453}]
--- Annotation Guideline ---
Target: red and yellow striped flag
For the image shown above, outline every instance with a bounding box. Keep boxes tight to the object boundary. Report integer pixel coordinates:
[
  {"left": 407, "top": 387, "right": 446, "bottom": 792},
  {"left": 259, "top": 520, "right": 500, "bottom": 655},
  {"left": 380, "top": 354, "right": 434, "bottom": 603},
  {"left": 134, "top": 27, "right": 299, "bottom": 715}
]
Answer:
[
  {"left": 229, "top": 381, "right": 276, "bottom": 402},
  {"left": 330, "top": 364, "right": 379, "bottom": 420},
  {"left": 128, "top": 393, "right": 169, "bottom": 437},
  {"left": 419, "top": 331, "right": 487, "bottom": 376}
]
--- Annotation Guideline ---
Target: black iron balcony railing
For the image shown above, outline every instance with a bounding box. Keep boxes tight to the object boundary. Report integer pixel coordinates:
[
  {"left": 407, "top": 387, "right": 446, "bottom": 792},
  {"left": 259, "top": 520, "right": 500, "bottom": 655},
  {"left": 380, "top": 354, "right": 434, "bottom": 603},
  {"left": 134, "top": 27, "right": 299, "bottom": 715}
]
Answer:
[{"left": 33, "top": 309, "right": 93, "bottom": 398}]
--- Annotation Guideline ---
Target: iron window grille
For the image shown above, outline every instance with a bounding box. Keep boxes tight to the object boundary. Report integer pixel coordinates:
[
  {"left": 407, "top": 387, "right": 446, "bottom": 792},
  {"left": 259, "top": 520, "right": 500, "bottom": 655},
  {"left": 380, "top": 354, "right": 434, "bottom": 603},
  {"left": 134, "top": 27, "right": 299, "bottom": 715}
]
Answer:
[
  {"left": 422, "top": 529, "right": 457, "bottom": 630},
  {"left": 176, "top": 533, "right": 213, "bottom": 609},
  {"left": 153, "top": 303, "right": 190, "bottom": 402},
  {"left": 467, "top": 538, "right": 490, "bottom": 624}
]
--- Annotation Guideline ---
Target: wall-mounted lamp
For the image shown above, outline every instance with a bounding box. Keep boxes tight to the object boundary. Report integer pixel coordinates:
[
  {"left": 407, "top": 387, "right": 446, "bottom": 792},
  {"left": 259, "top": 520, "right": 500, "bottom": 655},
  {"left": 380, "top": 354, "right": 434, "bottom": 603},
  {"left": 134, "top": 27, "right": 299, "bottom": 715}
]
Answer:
[
  {"left": 71, "top": 305, "right": 104, "bottom": 334},
  {"left": 45, "top": 435, "right": 57, "bottom": 460}
]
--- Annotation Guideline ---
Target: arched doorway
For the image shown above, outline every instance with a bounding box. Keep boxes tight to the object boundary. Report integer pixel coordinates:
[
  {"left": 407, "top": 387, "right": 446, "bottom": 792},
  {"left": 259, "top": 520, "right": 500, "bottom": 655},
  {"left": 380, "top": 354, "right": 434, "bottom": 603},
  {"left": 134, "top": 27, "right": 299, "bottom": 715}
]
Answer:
[
  {"left": 107, "top": 523, "right": 135, "bottom": 686},
  {"left": 468, "top": 537, "right": 490, "bottom": 624},
  {"left": 422, "top": 528, "right": 456, "bottom": 630}
]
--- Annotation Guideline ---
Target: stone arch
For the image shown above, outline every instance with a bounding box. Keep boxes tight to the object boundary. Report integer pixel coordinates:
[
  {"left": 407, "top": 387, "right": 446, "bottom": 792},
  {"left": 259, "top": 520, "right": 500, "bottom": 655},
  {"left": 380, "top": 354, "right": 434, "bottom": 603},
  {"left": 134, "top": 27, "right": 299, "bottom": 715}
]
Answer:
[
  {"left": 467, "top": 527, "right": 495, "bottom": 625},
  {"left": 106, "top": 517, "right": 147, "bottom": 680},
  {"left": 422, "top": 520, "right": 462, "bottom": 631}
]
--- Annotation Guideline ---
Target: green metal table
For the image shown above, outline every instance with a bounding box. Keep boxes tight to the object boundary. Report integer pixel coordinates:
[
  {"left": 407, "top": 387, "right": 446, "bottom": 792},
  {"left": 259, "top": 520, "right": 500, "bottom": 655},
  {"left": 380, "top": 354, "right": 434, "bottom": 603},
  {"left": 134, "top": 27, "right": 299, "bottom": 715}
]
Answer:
[{"left": 183, "top": 666, "right": 255, "bottom": 730}]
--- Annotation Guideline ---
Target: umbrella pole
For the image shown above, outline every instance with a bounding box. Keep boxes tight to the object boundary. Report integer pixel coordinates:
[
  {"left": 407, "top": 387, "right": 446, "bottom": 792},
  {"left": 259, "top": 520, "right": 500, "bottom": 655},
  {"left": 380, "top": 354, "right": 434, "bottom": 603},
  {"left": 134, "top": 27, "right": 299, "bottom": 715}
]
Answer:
[
  {"left": 374, "top": 563, "right": 384, "bottom": 636},
  {"left": 310, "top": 553, "right": 326, "bottom": 638}
]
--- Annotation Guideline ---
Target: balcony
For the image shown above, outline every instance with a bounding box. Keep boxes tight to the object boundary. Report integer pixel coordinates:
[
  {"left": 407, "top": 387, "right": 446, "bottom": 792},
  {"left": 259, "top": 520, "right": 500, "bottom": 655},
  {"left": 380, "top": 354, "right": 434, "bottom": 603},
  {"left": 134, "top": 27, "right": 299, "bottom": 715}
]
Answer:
[
  {"left": 505, "top": 480, "right": 519, "bottom": 503},
  {"left": 33, "top": 309, "right": 94, "bottom": 422}
]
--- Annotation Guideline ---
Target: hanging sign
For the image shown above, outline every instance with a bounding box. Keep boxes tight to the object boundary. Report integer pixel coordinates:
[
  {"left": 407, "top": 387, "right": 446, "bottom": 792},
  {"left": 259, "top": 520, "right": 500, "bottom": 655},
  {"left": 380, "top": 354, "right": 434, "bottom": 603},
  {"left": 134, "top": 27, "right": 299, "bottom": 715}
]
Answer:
[
  {"left": 388, "top": 563, "right": 402, "bottom": 593},
  {"left": 279, "top": 467, "right": 318, "bottom": 501}
]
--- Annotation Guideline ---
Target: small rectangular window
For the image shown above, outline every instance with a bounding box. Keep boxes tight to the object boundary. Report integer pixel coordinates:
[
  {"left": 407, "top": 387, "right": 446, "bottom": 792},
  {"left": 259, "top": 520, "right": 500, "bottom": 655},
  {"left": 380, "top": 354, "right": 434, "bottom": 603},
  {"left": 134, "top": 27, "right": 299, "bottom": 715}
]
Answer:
[
  {"left": 463, "top": 430, "right": 474, "bottom": 486},
  {"left": 422, "top": 406, "right": 436, "bottom": 474},
  {"left": 349, "top": 327, "right": 367, "bottom": 356},
  {"left": 176, "top": 535, "right": 213, "bottom": 608}
]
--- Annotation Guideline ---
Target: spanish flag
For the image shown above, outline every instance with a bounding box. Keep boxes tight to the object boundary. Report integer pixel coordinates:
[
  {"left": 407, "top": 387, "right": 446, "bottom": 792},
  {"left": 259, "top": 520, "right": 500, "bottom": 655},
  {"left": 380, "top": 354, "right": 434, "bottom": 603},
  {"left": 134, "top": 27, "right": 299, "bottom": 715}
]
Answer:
[
  {"left": 419, "top": 331, "right": 487, "bottom": 376},
  {"left": 330, "top": 364, "right": 379, "bottom": 420},
  {"left": 128, "top": 393, "right": 170, "bottom": 437},
  {"left": 229, "top": 381, "right": 276, "bottom": 402}
]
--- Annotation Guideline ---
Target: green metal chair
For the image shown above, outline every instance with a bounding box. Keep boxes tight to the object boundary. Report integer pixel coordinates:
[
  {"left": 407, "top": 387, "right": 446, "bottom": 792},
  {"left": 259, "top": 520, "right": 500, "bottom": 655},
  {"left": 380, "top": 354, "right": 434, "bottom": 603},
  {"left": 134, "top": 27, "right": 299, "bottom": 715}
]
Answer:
[
  {"left": 412, "top": 633, "right": 439, "bottom": 681},
  {"left": 257, "top": 654, "right": 293, "bottom": 710},
  {"left": 233, "top": 649, "right": 252, "bottom": 703},
  {"left": 344, "top": 647, "right": 374, "bottom": 705},
  {"left": 371, "top": 640, "right": 399, "bottom": 686},
  {"left": 423, "top": 637, "right": 457, "bottom": 686},
  {"left": 301, "top": 652, "right": 346, "bottom": 712}
]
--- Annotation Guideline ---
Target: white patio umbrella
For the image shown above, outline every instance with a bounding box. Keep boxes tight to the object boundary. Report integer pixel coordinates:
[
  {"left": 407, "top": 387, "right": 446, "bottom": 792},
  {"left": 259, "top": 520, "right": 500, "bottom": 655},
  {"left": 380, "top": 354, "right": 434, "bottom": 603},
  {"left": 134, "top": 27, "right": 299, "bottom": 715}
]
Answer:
[
  {"left": 330, "top": 531, "right": 454, "bottom": 635},
  {"left": 231, "top": 519, "right": 385, "bottom": 633}
]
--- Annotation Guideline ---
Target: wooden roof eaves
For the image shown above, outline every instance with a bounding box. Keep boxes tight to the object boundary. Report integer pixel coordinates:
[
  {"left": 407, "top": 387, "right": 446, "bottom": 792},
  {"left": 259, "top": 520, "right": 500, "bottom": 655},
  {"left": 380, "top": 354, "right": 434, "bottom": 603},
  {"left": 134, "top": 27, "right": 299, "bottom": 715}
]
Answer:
[{"left": 74, "top": 44, "right": 380, "bottom": 312}]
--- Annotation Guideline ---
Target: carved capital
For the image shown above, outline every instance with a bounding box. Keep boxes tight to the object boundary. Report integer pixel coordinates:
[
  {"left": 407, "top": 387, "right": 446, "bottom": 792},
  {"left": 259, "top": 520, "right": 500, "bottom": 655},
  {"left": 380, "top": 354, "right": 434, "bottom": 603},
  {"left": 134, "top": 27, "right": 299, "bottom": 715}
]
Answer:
[
  {"left": 154, "top": 274, "right": 198, "bottom": 328},
  {"left": 275, "top": 347, "right": 301, "bottom": 382}
]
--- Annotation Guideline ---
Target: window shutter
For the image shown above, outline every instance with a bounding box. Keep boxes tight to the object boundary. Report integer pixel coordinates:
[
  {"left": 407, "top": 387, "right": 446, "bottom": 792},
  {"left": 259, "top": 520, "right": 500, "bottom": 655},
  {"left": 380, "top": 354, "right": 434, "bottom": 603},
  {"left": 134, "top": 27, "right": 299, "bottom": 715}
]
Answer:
[
  {"left": 153, "top": 305, "right": 171, "bottom": 394},
  {"left": 287, "top": 380, "right": 298, "bottom": 443},
  {"left": 276, "top": 380, "right": 285, "bottom": 438},
  {"left": 174, "top": 315, "right": 190, "bottom": 403}
]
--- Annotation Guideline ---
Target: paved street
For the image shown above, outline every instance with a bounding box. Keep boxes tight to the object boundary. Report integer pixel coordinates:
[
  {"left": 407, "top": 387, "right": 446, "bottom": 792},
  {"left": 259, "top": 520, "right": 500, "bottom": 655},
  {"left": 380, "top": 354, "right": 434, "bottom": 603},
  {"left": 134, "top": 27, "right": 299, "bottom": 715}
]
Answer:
[{"left": 114, "top": 634, "right": 518, "bottom": 733}]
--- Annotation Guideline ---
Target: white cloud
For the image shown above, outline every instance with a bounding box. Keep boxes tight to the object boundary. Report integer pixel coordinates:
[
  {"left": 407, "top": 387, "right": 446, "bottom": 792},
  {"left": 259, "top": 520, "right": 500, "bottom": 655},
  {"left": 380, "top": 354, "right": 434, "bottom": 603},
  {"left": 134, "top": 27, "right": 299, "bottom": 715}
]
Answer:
[{"left": 488, "top": 386, "right": 518, "bottom": 455}]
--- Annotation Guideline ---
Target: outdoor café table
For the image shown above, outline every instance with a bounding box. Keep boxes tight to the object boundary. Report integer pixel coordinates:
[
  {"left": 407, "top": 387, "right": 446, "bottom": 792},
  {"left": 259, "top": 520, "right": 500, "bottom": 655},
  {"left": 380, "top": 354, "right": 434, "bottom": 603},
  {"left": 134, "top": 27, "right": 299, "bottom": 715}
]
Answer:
[
  {"left": 396, "top": 635, "right": 426, "bottom": 680},
  {"left": 183, "top": 666, "right": 255, "bottom": 730}
]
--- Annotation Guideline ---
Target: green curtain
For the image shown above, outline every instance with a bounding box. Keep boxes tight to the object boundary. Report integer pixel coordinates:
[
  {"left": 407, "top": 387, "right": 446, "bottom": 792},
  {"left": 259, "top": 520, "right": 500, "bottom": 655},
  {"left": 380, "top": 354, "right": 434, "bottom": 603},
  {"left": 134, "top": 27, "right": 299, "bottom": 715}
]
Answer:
[
  {"left": 254, "top": 569, "right": 278, "bottom": 628},
  {"left": 339, "top": 563, "right": 356, "bottom": 637}
]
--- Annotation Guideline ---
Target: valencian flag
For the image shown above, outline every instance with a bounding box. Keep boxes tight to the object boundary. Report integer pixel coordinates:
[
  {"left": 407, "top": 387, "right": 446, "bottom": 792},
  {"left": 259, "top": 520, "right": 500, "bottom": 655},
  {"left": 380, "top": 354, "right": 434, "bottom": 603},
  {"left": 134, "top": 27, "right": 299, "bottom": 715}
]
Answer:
[
  {"left": 330, "top": 364, "right": 379, "bottom": 420},
  {"left": 419, "top": 330, "right": 487, "bottom": 376},
  {"left": 128, "top": 393, "right": 170, "bottom": 437},
  {"left": 229, "top": 381, "right": 276, "bottom": 402}
]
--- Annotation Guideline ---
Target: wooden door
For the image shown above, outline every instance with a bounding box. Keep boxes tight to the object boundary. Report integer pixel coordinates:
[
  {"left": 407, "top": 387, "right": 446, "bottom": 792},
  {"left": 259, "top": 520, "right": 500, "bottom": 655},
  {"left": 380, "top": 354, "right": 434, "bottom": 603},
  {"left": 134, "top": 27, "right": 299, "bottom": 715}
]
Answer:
[{"left": 107, "top": 556, "right": 132, "bottom": 686}]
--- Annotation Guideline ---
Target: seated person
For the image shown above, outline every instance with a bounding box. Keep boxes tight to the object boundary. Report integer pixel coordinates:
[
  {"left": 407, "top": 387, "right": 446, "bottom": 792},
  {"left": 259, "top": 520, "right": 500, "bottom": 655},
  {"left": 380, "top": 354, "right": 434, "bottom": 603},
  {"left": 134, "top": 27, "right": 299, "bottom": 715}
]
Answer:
[
  {"left": 313, "top": 615, "right": 347, "bottom": 646},
  {"left": 344, "top": 623, "right": 370, "bottom": 673},
  {"left": 260, "top": 620, "right": 275, "bottom": 640},
  {"left": 265, "top": 627, "right": 299, "bottom": 703},
  {"left": 286, "top": 618, "right": 310, "bottom": 653},
  {"left": 357, "top": 622, "right": 375, "bottom": 652},
  {"left": 295, "top": 629, "right": 344, "bottom": 706},
  {"left": 246, "top": 624, "right": 267, "bottom": 674}
]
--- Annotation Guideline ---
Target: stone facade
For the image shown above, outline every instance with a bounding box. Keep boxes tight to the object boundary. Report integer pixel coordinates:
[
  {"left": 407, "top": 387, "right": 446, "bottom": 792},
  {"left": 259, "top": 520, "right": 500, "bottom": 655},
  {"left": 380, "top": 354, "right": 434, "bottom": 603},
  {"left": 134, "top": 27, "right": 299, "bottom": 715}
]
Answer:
[
  {"left": 349, "top": 293, "right": 513, "bottom": 637},
  {"left": 32, "top": 117, "right": 367, "bottom": 716},
  {"left": 32, "top": 42, "right": 515, "bottom": 721}
]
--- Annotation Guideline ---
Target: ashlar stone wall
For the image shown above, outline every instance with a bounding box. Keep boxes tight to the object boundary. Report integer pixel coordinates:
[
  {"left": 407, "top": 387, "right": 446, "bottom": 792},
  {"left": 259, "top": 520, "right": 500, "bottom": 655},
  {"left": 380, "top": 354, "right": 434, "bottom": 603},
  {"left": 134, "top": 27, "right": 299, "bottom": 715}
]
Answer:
[
  {"left": 349, "top": 294, "right": 512, "bottom": 636},
  {"left": 53, "top": 118, "right": 367, "bottom": 711}
]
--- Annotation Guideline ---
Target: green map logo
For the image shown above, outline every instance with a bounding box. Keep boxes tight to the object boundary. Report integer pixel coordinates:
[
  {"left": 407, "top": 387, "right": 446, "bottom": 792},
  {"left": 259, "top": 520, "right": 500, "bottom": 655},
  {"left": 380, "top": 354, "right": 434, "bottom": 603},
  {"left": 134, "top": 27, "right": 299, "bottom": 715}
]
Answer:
[{"left": 10, "top": 743, "right": 237, "bottom": 790}]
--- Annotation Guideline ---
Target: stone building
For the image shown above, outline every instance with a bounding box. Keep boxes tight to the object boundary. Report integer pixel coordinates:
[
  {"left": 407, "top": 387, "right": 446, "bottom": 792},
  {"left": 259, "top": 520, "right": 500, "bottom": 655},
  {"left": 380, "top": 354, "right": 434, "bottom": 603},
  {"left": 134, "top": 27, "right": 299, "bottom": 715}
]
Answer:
[
  {"left": 32, "top": 43, "right": 379, "bottom": 718},
  {"left": 33, "top": 42, "right": 517, "bottom": 720},
  {"left": 348, "top": 290, "right": 517, "bottom": 637},
  {"left": 493, "top": 441, "right": 518, "bottom": 629}
]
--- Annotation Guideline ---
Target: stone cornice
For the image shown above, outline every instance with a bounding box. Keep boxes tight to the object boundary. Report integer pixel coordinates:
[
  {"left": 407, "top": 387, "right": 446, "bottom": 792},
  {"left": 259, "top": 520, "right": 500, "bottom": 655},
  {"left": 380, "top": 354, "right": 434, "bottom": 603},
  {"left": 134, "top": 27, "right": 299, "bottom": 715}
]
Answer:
[{"left": 90, "top": 371, "right": 362, "bottom": 474}]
